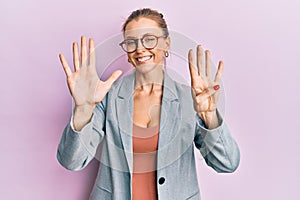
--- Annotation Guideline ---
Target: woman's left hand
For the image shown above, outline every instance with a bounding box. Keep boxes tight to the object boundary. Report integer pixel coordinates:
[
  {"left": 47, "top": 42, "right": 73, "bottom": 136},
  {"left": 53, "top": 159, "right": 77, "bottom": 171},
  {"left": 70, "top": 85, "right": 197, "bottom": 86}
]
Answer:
[{"left": 188, "top": 45, "right": 223, "bottom": 129}]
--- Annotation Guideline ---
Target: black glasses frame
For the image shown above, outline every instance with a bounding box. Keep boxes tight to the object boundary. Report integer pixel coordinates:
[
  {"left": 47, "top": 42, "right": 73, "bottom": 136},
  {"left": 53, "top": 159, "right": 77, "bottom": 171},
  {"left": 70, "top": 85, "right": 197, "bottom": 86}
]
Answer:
[{"left": 119, "top": 34, "right": 167, "bottom": 53}]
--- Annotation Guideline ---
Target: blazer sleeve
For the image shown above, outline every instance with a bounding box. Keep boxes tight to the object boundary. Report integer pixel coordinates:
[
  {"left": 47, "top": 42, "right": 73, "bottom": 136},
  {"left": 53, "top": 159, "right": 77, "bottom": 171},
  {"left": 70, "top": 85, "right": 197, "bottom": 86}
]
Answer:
[
  {"left": 56, "top": 98, "right": 107, "bottom": 171},
  {"left": 194, "top": 110, "right": 240, "bottom": 173}
]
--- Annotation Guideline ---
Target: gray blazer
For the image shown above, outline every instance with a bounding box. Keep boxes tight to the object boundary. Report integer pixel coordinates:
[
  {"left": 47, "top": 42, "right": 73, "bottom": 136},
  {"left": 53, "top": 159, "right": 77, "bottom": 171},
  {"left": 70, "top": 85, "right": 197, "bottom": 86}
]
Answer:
[{"left": 57, "top": 71, "right": 240, "bottom": 200}]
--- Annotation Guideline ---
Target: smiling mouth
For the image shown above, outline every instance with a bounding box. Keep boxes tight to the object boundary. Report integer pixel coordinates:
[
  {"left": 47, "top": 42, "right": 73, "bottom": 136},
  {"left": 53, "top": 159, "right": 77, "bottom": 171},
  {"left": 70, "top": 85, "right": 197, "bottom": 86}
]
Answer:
[{"left": 136, "top": 55, "right": 152, "bottom": 63}]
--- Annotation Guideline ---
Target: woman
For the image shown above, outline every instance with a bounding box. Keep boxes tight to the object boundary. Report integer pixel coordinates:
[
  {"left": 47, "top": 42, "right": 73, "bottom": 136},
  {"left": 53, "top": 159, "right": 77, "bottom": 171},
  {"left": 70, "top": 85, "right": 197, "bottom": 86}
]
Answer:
[{"left": 57, "top": 8, "right": 240, "bottom": 200}]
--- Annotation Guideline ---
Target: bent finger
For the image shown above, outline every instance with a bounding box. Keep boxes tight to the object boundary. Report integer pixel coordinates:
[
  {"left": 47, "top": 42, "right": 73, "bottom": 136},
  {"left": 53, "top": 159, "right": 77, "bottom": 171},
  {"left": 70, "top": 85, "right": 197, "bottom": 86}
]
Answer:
[{"left": 196, "top": 86, "right": 219, "bottom": 102}]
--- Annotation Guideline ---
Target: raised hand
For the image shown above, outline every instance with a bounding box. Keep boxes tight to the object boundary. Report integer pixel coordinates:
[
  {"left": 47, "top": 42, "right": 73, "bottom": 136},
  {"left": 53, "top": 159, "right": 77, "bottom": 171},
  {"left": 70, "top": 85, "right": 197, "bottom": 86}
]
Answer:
[
  {"left": 59, "top": 36, "right": 122, "bottom": 130},
  {"left": 59, "top": 36, "right": 122, "bottom": 108},
  {"left": 188, "top": 45, "right": 223, "bottom": 129}
]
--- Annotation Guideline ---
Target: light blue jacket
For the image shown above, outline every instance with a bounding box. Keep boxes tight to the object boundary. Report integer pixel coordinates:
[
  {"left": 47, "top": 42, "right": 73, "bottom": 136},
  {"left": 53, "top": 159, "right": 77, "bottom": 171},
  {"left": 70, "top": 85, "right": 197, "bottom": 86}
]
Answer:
[{"left": 57, "top": 71, "right": 240, "bottom": 200}]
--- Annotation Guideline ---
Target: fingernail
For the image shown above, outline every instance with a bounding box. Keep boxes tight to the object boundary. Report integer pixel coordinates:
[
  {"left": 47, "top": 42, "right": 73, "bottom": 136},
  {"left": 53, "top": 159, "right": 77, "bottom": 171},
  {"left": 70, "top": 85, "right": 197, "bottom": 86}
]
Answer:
[{"left": 213, "top": 85, "right": 220, "bottom": 90}]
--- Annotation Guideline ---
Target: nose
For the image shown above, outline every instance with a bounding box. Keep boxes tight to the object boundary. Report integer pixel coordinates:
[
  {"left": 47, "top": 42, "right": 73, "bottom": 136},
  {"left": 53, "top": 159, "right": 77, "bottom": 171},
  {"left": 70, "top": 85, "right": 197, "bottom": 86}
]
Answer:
[{"left": 136, "top": 39, "right": 145, "bottom": 52}]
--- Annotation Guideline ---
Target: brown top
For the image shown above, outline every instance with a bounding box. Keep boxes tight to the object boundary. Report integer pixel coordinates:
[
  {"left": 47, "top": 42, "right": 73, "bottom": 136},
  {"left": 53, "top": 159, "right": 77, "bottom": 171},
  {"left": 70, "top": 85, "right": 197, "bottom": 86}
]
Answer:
[{"left": 132, "top": 123, "right": 159, "bottom": 200}]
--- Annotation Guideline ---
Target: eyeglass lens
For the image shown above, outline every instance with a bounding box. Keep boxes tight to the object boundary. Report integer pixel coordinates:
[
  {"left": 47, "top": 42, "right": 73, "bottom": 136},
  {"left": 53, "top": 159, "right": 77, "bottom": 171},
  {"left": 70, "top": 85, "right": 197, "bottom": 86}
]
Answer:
[{"left": 122, "top": 35, "right": 158, "bottom": 53}]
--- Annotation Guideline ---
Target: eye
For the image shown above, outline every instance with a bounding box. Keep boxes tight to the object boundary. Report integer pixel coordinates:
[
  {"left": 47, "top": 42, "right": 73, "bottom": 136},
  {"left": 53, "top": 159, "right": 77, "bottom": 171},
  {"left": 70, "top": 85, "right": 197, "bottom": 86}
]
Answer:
[
  {"left": 125, "top": 40, "right": 135, "bottom": 46},
  {"left": 144, "top": 36, "right": 156, "bottom": 42}
]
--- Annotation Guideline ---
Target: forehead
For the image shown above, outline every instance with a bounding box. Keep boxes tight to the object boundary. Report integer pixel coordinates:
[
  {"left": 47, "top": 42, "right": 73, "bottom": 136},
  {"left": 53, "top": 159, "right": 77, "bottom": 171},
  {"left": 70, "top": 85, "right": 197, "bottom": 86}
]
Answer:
[{"left": 124, "top": 17, "right": 163, "bottom": 38}]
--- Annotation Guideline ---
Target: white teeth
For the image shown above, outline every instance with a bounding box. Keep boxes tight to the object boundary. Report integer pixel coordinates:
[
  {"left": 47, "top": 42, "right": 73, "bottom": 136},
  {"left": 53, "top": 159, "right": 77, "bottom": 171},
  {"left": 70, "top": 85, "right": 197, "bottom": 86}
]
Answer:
[{"left": 137, "top": 56, "right": 151, "bottom": 62}]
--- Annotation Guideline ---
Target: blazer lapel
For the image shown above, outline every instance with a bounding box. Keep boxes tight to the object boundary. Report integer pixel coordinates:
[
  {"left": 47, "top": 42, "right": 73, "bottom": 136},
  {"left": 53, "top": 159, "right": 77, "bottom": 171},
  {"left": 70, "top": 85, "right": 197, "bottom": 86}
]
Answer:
[
  {"left": 116, "top": 72, "right": 135, "bottom": 173},
  {"left": 115, "top": 71, "right": 182, "bottom": 172},
  {"left": 157, "top": 73, "right": 181, "bottom": 169}
]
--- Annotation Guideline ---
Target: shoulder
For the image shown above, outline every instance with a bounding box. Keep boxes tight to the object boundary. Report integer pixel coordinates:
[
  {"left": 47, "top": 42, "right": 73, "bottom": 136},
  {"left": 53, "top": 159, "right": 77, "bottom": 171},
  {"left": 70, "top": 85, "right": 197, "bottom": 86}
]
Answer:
[
  {"left": 164, "top": 75, "right": 196, "bottom": 123},
  {"left": 168, "top": 76, "right": 192, "bottom": 101}
]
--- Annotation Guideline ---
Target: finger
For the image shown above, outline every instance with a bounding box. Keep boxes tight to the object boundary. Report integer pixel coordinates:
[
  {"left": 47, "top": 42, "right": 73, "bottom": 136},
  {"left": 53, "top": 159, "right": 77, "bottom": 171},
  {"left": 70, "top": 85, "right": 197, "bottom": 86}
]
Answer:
[
  {"left": 89, "top": 38, "right": 96, "bottom": 67},
  {"left": 59, "top": 53, "right": 72, "bottom": 78},
  {"left": 195, "top": 86, "right": 218, "bottom": 102},
  {"left": 205, "top": 50, "right": 211, "bottom": 78},
  {"left": 81, "top": 35, "right": 87, "bottom": 67},
  {"left": 197, "top": 45, "right": 204, "bottom": 76},
  {"left": 105, "top": 70, "right": 123, "bottom": 87},
  {"left": 188, "top": 49, "right": 198, "bottom": 83},
  {"left": 214, "top": 61, "right": 224, "bottom": 83},
  {"left": 213, "top": 85, "right": 220, "bottom": 90},
  {"left": 73, "top": 42, "right": 80, "bottom": 71}
]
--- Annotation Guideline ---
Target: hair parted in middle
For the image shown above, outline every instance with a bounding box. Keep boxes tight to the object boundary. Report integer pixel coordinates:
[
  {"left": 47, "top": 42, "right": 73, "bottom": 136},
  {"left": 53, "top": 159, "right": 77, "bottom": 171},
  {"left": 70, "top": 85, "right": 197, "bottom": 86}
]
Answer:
[{"left": 122, "top": 8, "right": 169, "bottom": 38}]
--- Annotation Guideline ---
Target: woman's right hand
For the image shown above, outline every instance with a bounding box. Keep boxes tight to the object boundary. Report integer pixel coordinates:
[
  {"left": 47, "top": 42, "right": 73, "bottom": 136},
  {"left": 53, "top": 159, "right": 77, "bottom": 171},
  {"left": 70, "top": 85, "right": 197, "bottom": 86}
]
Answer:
[{"left": 59, "top": 36, "right": 122, "bottom": 110}]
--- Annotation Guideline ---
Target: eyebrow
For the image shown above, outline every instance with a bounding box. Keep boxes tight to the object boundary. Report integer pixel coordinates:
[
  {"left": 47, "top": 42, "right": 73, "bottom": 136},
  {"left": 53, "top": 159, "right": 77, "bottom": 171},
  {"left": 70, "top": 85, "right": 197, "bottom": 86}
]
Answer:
[{"left": 125, "top": 33, "right": 155, "bottom": 39}]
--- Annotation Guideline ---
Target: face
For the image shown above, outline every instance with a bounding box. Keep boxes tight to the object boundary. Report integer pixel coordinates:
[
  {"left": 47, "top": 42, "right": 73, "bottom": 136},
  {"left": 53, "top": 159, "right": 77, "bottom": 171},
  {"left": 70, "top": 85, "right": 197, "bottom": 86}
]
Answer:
[{"left": 124, "top": 17, "right": 170, "bottom": 74}]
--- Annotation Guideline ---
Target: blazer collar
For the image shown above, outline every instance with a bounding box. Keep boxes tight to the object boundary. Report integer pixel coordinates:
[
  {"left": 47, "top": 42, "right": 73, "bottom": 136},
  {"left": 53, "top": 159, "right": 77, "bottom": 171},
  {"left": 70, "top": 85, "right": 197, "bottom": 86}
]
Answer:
[{"left": 117, "top": 70, "right": 178, "bottom": 101}]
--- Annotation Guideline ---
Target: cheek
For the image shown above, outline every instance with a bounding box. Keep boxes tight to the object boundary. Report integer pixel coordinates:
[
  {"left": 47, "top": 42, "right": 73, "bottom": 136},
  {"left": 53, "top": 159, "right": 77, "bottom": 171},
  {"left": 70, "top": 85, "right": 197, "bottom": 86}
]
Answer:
[{"left": 152, "top": 50, "right": 164, "bottom": 61}]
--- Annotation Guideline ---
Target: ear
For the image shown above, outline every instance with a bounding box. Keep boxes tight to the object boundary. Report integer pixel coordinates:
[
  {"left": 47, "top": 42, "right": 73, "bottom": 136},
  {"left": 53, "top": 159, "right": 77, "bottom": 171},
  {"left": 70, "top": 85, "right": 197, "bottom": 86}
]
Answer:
[{"left": 164, "top": 36, "right": 170, "bottom": 51}]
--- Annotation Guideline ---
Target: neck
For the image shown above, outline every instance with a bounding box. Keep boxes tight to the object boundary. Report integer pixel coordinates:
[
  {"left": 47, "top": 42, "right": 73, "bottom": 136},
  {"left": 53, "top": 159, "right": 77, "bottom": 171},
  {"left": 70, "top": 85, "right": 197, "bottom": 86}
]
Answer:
[{"left": 134, "top": 69, "right": 164, "bottom": 93}]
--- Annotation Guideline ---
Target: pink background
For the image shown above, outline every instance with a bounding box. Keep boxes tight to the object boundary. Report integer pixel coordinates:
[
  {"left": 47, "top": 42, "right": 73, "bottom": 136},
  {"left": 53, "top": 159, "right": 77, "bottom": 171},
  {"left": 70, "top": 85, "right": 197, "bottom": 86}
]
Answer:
[{"left": 1, "top": 0, "right": 300, "bottom": 199}]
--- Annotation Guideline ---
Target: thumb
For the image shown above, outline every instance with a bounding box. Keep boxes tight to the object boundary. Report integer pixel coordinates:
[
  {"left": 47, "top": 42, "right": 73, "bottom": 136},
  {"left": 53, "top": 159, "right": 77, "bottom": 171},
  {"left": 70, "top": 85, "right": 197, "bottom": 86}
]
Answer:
[
  {"left": 106, "top": 70, "right": 123, "bottom": 87},
  {"left": 200, "top": 84, "right": 220, "bottom": 100}
]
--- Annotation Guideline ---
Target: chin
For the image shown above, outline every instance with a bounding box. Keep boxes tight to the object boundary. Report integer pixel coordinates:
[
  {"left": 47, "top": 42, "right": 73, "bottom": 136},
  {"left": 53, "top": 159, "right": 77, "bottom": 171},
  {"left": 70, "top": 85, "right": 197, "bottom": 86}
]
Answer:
[{"left": 135, "top": 63, "right": 163, "bottom": 74}]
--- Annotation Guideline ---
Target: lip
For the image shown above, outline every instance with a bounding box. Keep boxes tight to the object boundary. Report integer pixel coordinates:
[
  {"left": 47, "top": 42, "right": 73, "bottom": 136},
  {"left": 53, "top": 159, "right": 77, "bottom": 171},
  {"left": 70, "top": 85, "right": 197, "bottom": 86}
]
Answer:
[{"left": 135, "top": 55, "right": 153, "bottom": 63}]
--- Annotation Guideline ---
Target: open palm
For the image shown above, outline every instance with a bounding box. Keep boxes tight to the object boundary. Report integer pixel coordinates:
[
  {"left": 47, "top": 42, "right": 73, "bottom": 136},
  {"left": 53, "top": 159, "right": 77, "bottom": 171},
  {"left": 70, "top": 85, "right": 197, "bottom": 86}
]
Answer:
[{"left": 59, "top": 36, "right": 122, "bottom": 108}]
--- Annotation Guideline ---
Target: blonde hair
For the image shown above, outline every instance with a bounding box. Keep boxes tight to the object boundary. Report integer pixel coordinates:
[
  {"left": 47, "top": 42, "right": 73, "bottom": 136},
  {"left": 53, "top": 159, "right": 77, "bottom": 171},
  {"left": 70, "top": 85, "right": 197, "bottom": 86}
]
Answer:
[{"left": 122, "top": 8, "right": 169, "bottom": 37}]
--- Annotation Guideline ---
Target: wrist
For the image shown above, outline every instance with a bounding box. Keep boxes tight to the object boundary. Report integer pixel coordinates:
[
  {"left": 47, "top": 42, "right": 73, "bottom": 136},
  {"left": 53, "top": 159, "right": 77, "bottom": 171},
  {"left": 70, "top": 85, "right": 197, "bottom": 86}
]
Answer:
[
  {"left": 74, "top": 104, "right": 96, "bottom": 113},
  {"left": 73, "top": 105, "right": 95, "bottom": 131},
  {"left": 198, "top": 110, "right": 219, "bottom": 129}
]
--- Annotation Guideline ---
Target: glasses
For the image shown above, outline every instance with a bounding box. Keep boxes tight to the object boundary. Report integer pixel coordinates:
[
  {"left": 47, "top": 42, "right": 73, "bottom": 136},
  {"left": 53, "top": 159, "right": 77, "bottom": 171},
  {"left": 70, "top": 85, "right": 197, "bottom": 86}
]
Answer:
[{"left": 119, "top": 34, "right": 166, "bottom": 53}]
